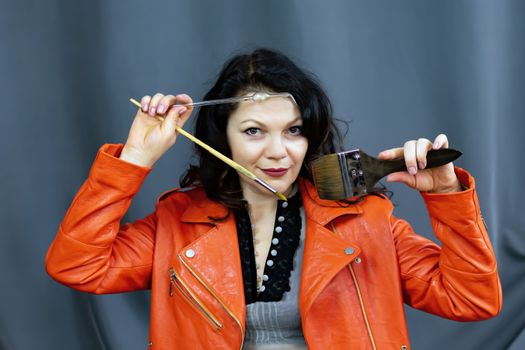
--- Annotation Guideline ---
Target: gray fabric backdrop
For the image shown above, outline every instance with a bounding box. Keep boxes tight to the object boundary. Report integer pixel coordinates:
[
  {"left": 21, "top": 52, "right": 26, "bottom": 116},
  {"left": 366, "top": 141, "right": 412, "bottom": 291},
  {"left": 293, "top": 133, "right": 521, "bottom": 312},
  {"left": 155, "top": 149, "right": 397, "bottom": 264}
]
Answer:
[{"left": 1, "top": 0, "right": 523, "bottom": 349}]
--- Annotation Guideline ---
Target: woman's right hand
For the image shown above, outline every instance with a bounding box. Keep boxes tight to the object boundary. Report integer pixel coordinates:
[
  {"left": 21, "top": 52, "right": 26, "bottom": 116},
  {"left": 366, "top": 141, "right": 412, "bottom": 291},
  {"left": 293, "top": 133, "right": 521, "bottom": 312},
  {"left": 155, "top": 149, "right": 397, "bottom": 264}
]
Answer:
[{"left": 120, "top": 93, "right": 193, "bottom": 167}]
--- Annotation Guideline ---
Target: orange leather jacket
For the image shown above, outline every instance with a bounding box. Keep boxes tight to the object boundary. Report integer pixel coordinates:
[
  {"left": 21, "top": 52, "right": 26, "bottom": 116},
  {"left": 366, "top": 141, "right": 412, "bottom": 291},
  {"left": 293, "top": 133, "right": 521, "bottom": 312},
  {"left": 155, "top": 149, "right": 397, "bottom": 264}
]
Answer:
[{"left": 46, "top": 144, "right": 502, "bottom": 350}]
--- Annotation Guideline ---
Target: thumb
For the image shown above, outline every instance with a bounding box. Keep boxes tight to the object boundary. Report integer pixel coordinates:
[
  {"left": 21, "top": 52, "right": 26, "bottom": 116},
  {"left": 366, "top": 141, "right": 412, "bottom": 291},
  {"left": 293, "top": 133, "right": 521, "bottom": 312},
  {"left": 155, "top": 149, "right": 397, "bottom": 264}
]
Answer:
[
  {"left": 176, "top": 106, "right": 193, "bottom": 129},
  {"left": 161, "top": 106, "right": 187, "bottom": 135},
  {"left": 386, "top": 171, "right": 416, "bottom": 188}
]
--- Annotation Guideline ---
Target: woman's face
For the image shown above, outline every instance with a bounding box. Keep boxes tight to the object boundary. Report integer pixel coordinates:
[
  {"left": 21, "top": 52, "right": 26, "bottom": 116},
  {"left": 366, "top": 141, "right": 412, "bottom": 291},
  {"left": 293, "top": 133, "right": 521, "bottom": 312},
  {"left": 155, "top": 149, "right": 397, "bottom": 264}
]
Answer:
[{"left": 226, "top": 96, "right": 308, "bottom": 198}]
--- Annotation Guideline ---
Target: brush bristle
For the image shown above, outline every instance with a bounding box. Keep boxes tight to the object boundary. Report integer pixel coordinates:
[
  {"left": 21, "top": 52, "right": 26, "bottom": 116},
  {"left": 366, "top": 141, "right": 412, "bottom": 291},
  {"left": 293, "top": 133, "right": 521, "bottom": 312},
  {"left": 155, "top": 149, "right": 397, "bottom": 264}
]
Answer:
[
  {"left": 312, "top": 153, "right": 348, "bottom": 200},
  {"left": 276, "top": 192, "right": 288, "bottom": 201}
]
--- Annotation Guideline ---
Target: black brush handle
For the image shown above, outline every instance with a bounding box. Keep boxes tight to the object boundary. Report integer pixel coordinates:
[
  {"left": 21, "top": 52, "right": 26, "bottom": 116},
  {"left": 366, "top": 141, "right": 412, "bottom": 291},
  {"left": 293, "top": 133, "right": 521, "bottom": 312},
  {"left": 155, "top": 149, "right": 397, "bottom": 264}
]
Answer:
[{"left": 377, "top": 148, "right": 462, "bottom": 175}]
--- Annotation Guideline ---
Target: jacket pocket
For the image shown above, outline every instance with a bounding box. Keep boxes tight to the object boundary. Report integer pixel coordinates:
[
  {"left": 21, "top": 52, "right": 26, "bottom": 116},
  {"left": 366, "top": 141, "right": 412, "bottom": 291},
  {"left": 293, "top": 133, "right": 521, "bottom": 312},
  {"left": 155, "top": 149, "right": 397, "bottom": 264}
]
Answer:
[{"left": 169, "top": 267, "right": 223, "bottom": 330}]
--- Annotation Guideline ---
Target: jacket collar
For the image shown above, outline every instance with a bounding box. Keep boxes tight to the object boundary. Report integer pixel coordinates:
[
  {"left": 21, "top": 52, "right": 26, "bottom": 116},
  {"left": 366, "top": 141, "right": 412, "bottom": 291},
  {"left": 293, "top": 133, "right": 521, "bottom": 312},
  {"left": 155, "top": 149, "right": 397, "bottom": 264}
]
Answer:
[
  {"left": 298, "top": 178, "right": 363, "bottom": 224},
  {"left": 179, "top": 188, "right": 229, "bottom": 224}
]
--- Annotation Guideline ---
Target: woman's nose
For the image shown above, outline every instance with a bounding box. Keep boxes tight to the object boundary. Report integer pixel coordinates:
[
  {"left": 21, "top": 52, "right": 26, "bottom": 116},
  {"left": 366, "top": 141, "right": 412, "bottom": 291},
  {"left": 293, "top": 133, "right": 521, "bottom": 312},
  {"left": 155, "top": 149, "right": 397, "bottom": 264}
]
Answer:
[{"left": 266, "top": 136, "right": 287, "bottom": 159}]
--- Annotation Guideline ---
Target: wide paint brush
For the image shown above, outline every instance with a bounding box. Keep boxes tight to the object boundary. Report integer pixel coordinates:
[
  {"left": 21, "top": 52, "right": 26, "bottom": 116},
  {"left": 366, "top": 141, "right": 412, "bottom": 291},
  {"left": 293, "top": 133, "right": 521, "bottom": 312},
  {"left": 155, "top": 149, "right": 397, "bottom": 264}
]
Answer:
[
  {"left": 129, "top": 98, "right": 287, "bottom": 201},
  {"left": 312, "top": 148, "right": 462, "bottom": 200}
]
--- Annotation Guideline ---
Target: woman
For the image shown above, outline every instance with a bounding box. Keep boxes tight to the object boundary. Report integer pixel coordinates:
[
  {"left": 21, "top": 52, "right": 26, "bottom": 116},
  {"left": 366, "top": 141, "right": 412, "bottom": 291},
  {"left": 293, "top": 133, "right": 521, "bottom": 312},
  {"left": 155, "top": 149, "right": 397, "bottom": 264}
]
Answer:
[{"left": 46, "top": 49, "right": 501, "bottom": 350}]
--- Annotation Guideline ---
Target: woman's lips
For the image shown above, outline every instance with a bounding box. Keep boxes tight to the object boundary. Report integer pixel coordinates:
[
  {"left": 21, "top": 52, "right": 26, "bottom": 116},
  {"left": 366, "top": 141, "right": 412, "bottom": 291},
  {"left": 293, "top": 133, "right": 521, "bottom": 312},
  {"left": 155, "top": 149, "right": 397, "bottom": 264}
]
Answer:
[{"left": 261, "top": 168, "right": 289, "bottom": 177}]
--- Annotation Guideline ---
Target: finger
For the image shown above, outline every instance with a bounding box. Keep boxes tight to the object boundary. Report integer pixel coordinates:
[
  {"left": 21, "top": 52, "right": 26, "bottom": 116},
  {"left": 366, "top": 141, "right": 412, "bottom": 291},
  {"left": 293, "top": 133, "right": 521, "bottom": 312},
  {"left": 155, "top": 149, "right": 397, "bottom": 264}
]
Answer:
[
  {"left": 432, "top": 133, "right": 449, "bottom": 149},
  {"left": 403, "top": 140, "right": 418, "bottom": 175},
  {"left": 416, "top": 138, "right": 433, "bottom": 169},
  {"left": 140, "top": 95, "right": 151, "bottom": 113},
  {"left": 175, "top": 93, "right": 193, "bottom": 106},
  {"left": 157, "top": 94, "right": 177, "bottom": 115},
  {"left": 148, "top": 93, "right": 165, "bottom": 116},
  {"left": 378, "top": 147, "right": 404, "bottom": 160},
  {"left": 174, "top": 94, "right": 194, "bottom": 126}
]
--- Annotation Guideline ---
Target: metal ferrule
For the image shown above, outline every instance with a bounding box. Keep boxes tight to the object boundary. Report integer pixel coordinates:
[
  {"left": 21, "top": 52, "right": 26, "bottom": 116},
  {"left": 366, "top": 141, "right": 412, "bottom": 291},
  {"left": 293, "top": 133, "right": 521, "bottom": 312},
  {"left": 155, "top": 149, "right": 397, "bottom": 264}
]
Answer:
[
  {"left": 337, "top": 152, "right": 353, "bottom": 198},
  {"left": 254, "top": 178, "right": 277, "bottom": 194}
]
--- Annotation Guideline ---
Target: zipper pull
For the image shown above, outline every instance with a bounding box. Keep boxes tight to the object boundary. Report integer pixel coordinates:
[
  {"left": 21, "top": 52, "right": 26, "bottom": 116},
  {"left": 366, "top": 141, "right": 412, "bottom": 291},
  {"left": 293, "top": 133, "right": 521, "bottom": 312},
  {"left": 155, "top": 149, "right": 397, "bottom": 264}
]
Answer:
[{"left": 169, "top": 267, "right": 175, "bottom": 297}]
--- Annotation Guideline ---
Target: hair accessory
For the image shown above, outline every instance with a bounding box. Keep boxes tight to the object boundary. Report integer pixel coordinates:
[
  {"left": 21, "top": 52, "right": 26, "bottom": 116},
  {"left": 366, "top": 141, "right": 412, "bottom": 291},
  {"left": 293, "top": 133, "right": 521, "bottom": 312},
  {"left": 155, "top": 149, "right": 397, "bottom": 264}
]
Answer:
[{"left": 183, "top": 91, "right": 297, "bottom": 108}]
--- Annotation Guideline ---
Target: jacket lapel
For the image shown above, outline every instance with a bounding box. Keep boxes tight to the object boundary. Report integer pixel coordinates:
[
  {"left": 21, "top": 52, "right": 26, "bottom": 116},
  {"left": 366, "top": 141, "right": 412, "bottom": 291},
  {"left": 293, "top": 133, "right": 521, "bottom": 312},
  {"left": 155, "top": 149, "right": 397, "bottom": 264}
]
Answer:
[
  {"left": 179, "top": 193, "right": 246, "bottom": 326},
  {"left": 298, "top": 179, "right": 363, "bottom": 317}
]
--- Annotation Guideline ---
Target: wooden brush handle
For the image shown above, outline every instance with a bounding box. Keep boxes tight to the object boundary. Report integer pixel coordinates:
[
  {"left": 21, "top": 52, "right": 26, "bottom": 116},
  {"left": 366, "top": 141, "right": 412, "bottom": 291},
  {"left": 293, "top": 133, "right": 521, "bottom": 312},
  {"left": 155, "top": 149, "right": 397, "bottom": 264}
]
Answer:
[{"left": 378, "top": 148, "right": 462, "bottom": 175}]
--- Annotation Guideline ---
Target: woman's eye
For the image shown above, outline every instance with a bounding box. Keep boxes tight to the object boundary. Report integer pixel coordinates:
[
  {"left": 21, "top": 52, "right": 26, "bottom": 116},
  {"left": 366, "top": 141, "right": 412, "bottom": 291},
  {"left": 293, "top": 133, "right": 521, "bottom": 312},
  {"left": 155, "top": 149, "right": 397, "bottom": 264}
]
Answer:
[
  {"left": 288, "top": 126, "right": 302, "bottom": 135},
  {"left": 244, "top": 127, "right": 261, "bottom": 136}
]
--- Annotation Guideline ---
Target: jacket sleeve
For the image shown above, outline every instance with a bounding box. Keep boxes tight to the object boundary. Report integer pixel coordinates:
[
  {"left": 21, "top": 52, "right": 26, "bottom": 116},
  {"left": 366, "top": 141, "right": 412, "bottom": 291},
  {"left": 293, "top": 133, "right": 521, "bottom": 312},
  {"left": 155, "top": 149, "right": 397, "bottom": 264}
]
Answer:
[
  {"left": 392, "top": 167, "right": 502, "bottom": 321},
  {"left": 46, "top": 144, "right": 156, "bottom": 294}
]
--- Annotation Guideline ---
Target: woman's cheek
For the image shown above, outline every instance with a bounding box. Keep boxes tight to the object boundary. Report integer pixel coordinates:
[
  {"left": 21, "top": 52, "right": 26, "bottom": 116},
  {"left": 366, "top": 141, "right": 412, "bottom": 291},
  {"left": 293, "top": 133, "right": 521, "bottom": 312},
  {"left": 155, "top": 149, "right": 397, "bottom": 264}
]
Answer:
[
  {"left": 287, "top": 138, "right": 308, "bottom": 160},
  {"left": 232, "top": 140, "right": 265, "bottom": 164}
]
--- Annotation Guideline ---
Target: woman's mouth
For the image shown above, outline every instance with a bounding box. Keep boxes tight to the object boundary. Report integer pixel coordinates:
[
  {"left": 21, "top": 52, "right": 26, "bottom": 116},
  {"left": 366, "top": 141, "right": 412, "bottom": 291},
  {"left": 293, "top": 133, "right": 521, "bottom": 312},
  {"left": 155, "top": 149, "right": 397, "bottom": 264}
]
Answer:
[{"left": 261, "top": 168, "right": 289, "bottom": 177}]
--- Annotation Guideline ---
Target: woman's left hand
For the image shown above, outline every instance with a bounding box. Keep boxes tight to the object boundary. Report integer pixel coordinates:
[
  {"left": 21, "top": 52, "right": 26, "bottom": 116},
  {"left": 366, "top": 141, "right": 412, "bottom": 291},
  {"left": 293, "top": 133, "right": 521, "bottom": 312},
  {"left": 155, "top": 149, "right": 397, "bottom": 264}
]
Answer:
[{"left": 377, "top": 134, "right": 462, "bottom": 193}]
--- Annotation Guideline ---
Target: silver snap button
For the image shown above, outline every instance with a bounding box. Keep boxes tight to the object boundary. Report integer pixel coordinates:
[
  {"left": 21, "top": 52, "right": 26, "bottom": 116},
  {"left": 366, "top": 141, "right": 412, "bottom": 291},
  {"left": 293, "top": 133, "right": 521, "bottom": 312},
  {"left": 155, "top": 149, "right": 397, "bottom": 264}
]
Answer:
[
  {"left": 263, "top": 274, "right": 269, "bottom": 281},
  {"left": 278, "top": 216, "right": 285, "bottom": 222},
  {"left": 355, "top": 257, "right": 362, "bottom": 264},
  {"left": 270, "top": 249, "right": 277, "bottom": 256},
  {"left": 344, "top": 247, "right": 355, "bottom": 255},
  {"left": 267, "top": 260, "right": 274, "bottom": 267},
  {"left": 282, "top": 202, "right": 288, "bottom": 208},
  {"left": 275, "top": 226, "right": 282, "bottom": 233},
  {"left": 185, "top": 249, "right": 196, "bottom": 258},
  {"left": 259, "top": 285, "right": 266, "bottom": 292},
  {"left": 401, "top": 346, "right": 407, "bottom": 350},
  {"left": 272, "top": 238, "right": 279, "bottom": 245}
]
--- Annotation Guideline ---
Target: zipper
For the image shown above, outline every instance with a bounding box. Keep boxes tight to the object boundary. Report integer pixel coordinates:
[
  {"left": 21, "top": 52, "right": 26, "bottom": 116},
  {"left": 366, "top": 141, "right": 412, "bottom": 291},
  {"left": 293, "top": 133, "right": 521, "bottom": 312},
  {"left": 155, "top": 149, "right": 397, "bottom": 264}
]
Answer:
[
  {"left": 169, "top": 267, "right": 223, "bottom": 330},
  {"left": 329, "top": 222, "right": 377, "bottom": 350},
  {"left": 178, "top": 255, "right": 246, "bottom": 350},
  {"left": 348, "top": 264, "right": 377, "bottom": 350}
]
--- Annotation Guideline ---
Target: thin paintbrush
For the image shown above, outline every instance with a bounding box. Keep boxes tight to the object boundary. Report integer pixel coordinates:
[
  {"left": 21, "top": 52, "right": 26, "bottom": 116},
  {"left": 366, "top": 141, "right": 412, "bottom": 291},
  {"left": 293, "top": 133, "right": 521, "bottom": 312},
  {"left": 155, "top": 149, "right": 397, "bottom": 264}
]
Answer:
[
  {"left": 312, "top": 148, "right": 462, "bottom": 200},
  {"left": 129, "top": 98, "right": 287, "bottom": 201}
]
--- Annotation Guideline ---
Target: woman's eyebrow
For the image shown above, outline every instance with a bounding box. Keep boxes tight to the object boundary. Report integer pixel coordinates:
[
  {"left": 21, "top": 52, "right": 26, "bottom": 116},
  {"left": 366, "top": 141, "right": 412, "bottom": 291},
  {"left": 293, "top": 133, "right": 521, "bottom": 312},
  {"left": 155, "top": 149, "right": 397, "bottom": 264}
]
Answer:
[
  {"left": 239, "top": 118, "right": 264, "bottom": 125},
  {"left": 239, "top": 116, "right": 302, "bottom": 126}
]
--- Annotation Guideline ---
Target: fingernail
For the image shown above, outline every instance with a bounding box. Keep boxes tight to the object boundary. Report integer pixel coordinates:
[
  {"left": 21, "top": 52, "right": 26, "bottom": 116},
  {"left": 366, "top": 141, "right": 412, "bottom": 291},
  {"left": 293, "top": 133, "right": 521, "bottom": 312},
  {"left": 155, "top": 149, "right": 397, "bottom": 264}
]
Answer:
[
  {"left": 149, "top": 106, "right": 156, "bottom": 115},
  {"left": 418, "top": 161, "right": 425, "bottom": 169},
  {"left": 433, "top": 141, "right": 440, "bottom": 149},
  {"left": 178, "top": 108, "right": 187, "bottom": 115},
  {"left": 142, "top": 103, "right": 148, "bottom": 111},
  {"left": 408, "top": 166, "right": 417, "bottom": 175},
  {"left": 157, "top": 105, "right": 165, "bottom": 113}
]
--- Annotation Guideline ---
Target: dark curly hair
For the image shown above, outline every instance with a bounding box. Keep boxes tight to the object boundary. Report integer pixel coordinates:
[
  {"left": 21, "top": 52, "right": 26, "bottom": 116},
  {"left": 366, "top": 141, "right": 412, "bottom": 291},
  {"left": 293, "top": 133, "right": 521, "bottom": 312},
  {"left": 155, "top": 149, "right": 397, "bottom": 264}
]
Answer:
[{"left": 180, "top": 48, "right": 345, "bottom": 209}]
